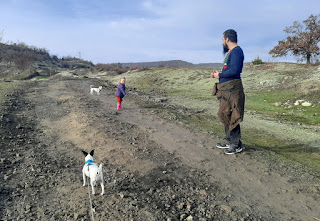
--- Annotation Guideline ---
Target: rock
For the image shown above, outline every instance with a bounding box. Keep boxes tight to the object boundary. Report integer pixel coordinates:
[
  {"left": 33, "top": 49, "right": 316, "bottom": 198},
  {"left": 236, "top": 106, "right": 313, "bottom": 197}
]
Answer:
[
  {"left": 177, "top": 202, "right": 184, "bottom": 210},
  {"left": 186, "top": 215, "right": 193, "bottom": 221},
  {"left": 74, "top": 213, "right": 79, "bottom": 219},
  {"left": 301, "top": 101, "right": 312, "bottom": 107},
  {"left": 26, "top": 205, "right": 31, "bottom": 211},
  {"left": 186, "top": 202, "right": 192, "bottom": 210},
  {"left": 6, "top": 208, "right": 12, "bottom": 216},
  {"left": 180, "top": 214, "right": 187, "bottom": 220},
  {"left": 199, "top": 189, "right": 207, "bottom": 196},
  {"left": 4, "top": 174, "right": 10, "bottom": 181},
  {"left": 274, "top": 102, "right": 282, "bottom": 107},
  {"left": 119, "top": 192, "right": 125, "bottom": 199},
  {"left": 220, "top": 205, "right": 232, "bottom": 213},
  {"left": 294, "top": 100, "right": 305, "bottom": 106}
]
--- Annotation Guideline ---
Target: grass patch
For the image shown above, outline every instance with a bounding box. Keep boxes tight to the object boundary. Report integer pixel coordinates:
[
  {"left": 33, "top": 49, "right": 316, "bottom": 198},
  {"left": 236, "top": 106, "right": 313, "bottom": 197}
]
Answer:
[
  {"left": 6, "top": 72, "right": 30, "bottom": 80},
  {"left": 0, "top": 81, "right": 20, "bottom": 104},
  {"left": 242, "top": 127, "right": 320, "bottom": 172},
  {"left": 246, "top": 90, "right": 320, "bottom": 125},
  {"left": 34, "top": 75, "right": 50, "bottom": 80}
]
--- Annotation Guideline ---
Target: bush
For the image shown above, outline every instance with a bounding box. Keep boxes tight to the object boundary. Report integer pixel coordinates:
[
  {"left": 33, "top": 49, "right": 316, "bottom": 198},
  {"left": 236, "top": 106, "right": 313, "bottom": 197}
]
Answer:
[
  {"left": 252, "top": 57, "right": 263, "bottom": 65},
  {"left": 95, "top": 63, "right": 130, "bottom": 74}
]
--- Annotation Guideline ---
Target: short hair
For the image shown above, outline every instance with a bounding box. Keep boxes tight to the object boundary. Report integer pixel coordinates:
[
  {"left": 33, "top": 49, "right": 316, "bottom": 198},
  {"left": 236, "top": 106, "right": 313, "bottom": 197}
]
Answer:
[{"left": 223, "top": 29, "right": 238, "bottom": 43}]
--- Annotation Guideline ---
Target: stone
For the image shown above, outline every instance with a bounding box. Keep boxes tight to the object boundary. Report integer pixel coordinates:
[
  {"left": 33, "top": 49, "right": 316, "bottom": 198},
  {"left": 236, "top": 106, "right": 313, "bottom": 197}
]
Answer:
[
  {"left": 221, "top": 205, "right": 232, "bottom": 213},
  {"left": 301, "top": 101, "right": 312, "bottom": 107},
  {"left": 294, "top": 100, "right": 305, "bottom": 105},
  {"left": 177, "top": 203, "right": 184, "bottom": 210},
  {"left": 186, "top": 215, "right": 193, "bottom": 221},
  {"left": 180, "top": 214, "right": 187, "bottom": 220},
  {"left": 274, "top": 102, "right": 282, "bottom": 107},
  {"left": 199, "top": 189, "right": 207, "bottom": 196}
]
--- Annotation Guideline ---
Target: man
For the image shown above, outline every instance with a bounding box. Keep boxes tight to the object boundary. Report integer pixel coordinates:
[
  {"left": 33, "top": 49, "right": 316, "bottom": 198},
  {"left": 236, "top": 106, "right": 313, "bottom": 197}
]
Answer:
[{"left": 211, "top": 29, "right": 245, "bottom": 155}]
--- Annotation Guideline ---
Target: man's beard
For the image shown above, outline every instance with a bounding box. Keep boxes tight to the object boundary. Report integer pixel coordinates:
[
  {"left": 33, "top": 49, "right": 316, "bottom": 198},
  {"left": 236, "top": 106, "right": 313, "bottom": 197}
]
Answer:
[{"left": 223, "top": 43, "right": 229, "bottom": 55}]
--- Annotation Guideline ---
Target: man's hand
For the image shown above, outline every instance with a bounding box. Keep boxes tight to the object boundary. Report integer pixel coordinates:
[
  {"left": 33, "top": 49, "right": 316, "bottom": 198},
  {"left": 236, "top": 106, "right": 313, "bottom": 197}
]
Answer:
[{"left": 211, "top": 71, "right": 220, "bottom": 79}]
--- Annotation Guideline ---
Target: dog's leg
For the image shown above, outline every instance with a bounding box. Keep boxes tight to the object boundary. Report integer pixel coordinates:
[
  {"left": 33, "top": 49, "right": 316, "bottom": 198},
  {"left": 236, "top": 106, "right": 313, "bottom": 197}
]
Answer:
[
  {"left": 83, "top": 170, "right": 86, "bottom": 186},
  {"left": 99, "top": 164, "right": 104, "bottom": 195},
  {"left": 91, "top": 179, "right": 95, "bottom": 195},
  {"left": 100, "top": 181, "right": 105, "bottom": 195}
]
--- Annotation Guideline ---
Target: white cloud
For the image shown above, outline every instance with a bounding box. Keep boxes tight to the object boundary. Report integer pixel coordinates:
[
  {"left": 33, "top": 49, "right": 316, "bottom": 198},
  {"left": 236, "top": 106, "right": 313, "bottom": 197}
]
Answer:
[{"left": 1, "top": 0, "right": 320, "bottom": 63}]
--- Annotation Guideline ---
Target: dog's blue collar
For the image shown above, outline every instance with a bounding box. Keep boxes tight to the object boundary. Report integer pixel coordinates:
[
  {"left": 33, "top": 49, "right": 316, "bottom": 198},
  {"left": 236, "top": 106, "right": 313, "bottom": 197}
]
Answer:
[{"left": 85, "top": 160, "right": 94, "bottom": 165}]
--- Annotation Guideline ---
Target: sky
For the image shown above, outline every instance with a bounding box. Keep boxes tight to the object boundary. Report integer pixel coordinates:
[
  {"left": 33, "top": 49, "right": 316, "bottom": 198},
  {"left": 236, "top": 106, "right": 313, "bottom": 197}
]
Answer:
[{"left": 0, "top": 0, "right": 319, "bottom": 64}]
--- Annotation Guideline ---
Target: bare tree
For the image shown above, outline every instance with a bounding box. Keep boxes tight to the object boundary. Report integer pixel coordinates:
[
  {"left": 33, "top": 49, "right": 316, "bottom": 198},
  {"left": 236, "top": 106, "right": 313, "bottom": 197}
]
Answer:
[{"left": 269, "top": 14, "right": 320, "bottom": 64}]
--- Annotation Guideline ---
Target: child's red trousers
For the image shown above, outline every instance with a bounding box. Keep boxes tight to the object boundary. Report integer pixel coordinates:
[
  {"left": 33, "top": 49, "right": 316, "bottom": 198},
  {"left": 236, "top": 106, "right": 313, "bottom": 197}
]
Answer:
[{"left": 116, "top": 96, "right": 122, "bottom": 103}]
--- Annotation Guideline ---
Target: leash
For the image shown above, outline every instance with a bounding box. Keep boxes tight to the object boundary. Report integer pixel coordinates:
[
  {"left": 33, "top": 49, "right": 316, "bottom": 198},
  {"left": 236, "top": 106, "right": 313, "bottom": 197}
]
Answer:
[{"left": 86, "top": 164, "right": 95, "bottom": 221}]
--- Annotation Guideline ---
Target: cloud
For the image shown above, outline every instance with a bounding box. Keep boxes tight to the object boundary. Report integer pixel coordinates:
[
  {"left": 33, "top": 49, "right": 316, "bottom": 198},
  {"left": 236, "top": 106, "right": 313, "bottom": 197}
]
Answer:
[{"left": 0, "top": 0, "right": 320, "bottom": 63}]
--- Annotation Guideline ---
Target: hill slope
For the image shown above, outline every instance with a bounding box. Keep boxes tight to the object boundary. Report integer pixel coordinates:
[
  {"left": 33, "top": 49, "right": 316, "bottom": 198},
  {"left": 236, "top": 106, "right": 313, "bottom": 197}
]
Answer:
[{"left": 120, "top": 60, "right": 222, "bottom": 68}]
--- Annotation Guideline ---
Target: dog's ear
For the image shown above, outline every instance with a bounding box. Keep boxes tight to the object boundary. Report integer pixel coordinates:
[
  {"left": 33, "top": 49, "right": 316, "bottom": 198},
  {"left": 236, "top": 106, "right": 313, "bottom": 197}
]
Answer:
[
  {"left": 90, "top": 149, "right": 94, "bottom": 156},
  {"left": 82, "top": 150, "right": 88, "bottom": 156}
]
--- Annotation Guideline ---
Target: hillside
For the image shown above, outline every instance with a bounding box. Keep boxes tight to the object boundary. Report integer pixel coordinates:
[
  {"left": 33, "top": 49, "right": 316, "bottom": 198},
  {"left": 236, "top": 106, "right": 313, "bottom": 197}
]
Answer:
[
  {"left": 0, "top": 42, "right": 94, "bottom": 79},
  {"left": 120, "top": 60, "right": 222, "bottom": 68}
]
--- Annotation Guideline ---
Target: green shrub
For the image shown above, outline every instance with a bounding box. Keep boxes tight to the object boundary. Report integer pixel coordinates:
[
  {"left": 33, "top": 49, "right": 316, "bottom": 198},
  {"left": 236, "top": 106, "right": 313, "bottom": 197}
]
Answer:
[{"left": 252, "top": 56, "right": 263, "bottom": 65}]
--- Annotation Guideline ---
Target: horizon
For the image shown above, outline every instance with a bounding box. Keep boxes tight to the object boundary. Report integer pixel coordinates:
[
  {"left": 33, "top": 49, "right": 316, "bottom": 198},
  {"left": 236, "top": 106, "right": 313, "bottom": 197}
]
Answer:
[{"left": 1, "top": 0, "right": 319, "bottom": 64}]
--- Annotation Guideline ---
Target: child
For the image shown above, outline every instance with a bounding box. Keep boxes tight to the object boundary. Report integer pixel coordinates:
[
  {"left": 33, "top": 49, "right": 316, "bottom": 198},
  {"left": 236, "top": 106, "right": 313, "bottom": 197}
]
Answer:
[{"left": 115, "top": 77, "right": 126, "bottom": 110}]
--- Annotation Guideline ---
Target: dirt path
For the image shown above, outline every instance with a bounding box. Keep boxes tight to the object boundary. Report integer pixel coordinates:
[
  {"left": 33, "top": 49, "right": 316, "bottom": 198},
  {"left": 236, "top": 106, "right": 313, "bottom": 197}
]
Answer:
[{"left": 0, "top": 77, "right": 319, "bottom": 221}]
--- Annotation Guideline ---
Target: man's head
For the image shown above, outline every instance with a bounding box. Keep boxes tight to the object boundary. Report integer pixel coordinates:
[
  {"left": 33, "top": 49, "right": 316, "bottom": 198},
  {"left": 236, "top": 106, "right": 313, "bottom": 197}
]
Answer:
[{"left": 222, "top": 29, "right": 238, "bottom": 54}]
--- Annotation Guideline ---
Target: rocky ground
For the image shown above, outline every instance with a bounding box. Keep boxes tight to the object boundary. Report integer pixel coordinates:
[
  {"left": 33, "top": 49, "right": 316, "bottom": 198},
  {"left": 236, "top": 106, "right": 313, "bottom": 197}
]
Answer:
[{"left": 0, "top": 76, "right": 319, "bottom": 221}]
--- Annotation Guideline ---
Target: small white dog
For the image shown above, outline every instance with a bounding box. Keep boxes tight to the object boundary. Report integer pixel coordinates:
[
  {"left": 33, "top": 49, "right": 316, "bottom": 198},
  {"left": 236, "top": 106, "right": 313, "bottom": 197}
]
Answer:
[
  {"left": 90, "top": 85, "right": 102, "bottom": 95},
  {"left": 82, "top": 150, "right": 105, "bottom": 195}
]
